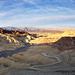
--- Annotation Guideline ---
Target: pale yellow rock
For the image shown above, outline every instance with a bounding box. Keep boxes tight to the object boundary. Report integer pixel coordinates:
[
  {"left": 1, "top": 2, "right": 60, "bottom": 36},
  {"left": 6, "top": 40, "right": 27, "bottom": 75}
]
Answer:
[
  {"left": 0, "top": 33, "right": 25, "bottom": 51},
  {"left": 29, "top": 37, "right": 60, "bottom": 44},
  {"left": 26, "top": 35, "right": 31, "bottom": 40},
  {"left": 62, "top": 30, "right": 75, "bottom": 37},
  {"left": 6, "top": 36, "right": 19, "bottom": 43}
]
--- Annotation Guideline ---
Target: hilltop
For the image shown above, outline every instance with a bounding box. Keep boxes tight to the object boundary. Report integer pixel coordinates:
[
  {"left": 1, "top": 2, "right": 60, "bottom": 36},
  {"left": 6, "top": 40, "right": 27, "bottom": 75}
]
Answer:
[
  {"left": 0, "top": 28, "right": 35, "bottom": 51},
  {"left": 0, "top": 28, "right": 29, "bottom": 36}
]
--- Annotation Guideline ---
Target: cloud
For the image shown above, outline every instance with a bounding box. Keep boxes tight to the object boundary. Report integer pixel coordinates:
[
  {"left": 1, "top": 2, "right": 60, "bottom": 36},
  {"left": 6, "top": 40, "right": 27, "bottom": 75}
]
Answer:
[
  {"left": 0, "top": 3, "right": 75, "bottom": 27},
  {"left": 0, "top": 12, "right": 7, "bottom": 17},
  {"left": 55, "top": 0, "right": 74, "bottom": 3},
  {"left": 23, "top": 0, "right": 38, "bottom": 5},
  {"left": 0, "top": 12, "right": 75, "bottom": 27},
  {"left": 22, "top": 0, "right": 75, "bottom": 14},
  {"left": 70, "top": 0, "right": 74, "bottom": 2},
  {"left": 0, "top": 1, "right": 6, "bottom": 7},
  {"left": 0, "top": 0, "right": 75, "bottom": 28}
]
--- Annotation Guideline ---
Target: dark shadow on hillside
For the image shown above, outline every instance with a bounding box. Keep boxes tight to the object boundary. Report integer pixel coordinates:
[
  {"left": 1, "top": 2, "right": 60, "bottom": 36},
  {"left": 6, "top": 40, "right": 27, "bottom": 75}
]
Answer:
[
  {"left": 0, "top": 43, "right": 30, "bottom": 58},
  {"left": 52, "top": 37, "right": 75, "bottom": 51}
]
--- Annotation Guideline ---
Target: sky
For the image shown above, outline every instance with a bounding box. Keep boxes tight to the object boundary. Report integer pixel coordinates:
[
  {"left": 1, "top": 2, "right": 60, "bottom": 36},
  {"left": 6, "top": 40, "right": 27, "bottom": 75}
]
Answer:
[{"left": 0, "top": 0, "right": 75, "bottom": 28}]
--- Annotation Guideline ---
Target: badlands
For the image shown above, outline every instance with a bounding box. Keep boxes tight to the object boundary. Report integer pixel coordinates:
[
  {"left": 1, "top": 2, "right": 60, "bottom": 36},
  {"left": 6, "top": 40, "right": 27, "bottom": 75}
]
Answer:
[{"left": 0, "top": 28, "right": 75, "bottom": 75}]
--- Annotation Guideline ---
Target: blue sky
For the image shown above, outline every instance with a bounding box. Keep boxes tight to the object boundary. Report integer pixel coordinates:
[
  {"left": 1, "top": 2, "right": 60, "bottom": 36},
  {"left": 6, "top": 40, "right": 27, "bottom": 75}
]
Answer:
[{"left": 0, "top": 0, "right": 75, "bottom": 28}]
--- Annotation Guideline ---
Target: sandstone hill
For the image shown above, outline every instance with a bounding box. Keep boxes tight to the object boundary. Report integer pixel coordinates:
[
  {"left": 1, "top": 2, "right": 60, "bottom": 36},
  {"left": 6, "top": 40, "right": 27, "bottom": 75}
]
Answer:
[
  {"left": 0, "top": 28, "right": 35, "bottom": 51},
  {"left": 0, "top": 33, "right": 24, "bottom": 51},
  {"left": 52, "top": 37, "right": 75, "bottom": 51},
  {"left": 29, "top": 30, "right": 75, "bottom": 51},
  {"left": 0, "top": 28, "right": 29, "bottom": 36}
]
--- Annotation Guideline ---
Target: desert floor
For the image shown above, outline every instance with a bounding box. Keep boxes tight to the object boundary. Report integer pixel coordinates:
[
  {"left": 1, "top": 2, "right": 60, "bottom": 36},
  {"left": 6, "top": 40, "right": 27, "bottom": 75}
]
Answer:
[{"left": 0, "top": 30, "right": 75, "bottom": 75}]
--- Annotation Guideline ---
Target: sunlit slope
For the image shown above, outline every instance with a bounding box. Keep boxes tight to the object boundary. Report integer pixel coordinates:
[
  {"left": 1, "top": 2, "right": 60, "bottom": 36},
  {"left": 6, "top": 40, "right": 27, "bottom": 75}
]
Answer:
[{"left": 29, "top": 30, "right": 75, "bottom": 45}]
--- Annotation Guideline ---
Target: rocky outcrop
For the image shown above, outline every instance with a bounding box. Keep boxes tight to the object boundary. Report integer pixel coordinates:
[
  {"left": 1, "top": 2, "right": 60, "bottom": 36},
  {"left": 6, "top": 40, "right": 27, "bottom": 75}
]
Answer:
[
  {"left": 62, "top": 30, "right": 75, "bottom": 37},
  {"left": 0, "top": 33, "right": 25, "bottom": 51},
  {"left": 0, "top": 28, "right": 37, "bottom": 51},
  {"left": 0, "top": 28, "right": 29, "bottom": 36},
  {"left": 52, "top": 37, "right": 75, "bottom": 51}
]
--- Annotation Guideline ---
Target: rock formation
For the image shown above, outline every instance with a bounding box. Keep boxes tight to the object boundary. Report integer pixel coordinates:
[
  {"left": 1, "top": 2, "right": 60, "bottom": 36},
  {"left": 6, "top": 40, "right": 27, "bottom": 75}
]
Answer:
[
  {"left": 52, "top": 37, "right": 75, "bottom": 51},
  {"left": 0, "top": 28, "right": 29, "bottom": 36}
]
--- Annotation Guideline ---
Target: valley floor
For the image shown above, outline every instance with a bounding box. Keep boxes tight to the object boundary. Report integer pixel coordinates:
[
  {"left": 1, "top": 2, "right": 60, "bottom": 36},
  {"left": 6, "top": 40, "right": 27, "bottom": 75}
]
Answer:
[{"left": 0, "top": 44, "right": 75, "bottom": 75}]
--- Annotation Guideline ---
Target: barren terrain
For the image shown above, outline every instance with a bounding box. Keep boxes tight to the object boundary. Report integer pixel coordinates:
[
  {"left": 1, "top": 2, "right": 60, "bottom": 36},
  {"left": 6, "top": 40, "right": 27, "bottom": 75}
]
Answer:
[{"left": 0, "top": 28, "right": 75, "bottom": 75}]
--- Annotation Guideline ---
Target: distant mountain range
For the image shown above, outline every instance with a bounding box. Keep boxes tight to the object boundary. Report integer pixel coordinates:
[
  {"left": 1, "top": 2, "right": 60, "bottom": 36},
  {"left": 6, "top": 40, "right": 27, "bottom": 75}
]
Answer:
[{"left": 1, "top": 27, "right": 75, "bottom": 33}]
